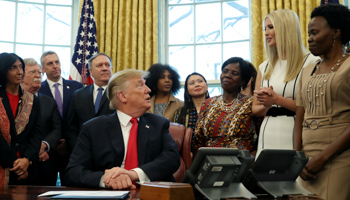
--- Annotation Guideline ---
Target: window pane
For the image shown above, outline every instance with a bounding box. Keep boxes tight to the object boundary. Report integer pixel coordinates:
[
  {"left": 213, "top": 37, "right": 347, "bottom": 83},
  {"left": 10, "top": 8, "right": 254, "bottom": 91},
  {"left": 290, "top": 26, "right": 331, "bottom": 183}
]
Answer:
[
  {"left": 169, "top": 46, "right": 194, "bottom": 81},
  {"left": 169, "top": 5, "right": 194, "bottom": 44},
  {"left": 196, "top": 44, "right": 221, "bottom": 80},
  {"left": 19, "top": 0, "right": 44, "bottom": 3},
  {"left": 44, "top": 46, "right": 71, "bottom": 79},
  {"left": 195, "top": 0, "right": 219, "bottom": 2},
  {"left": 17, "top": 3, "right": 44, "bottom": 44},
  {"left": 223, "top": 1, "right": 249, "bottom": 42},
  {"left": 0, "top": 42, "right": 14, "bottom": 53},
  {"left": 0, "top": 1, "right": 16, "bottom": 42},
  {"left": 45, "top": 6, "right": 72, "bottom": 45},
  {"left": 196, "top": 3, "right": 221, "bottom": 43},
  {"left": 46, "top": 0, "right": 72, "bottom": 5},
  {"left": 223, "top": 41, "right": 250, "bottom": 61},
  {"left": 169, "top": 0, "right": 193, "bottom": 4},
  {"left": 15, "top": 44, "right": 42, "bottom": 61},
  {"left": 208, "top": 86, "right": 221, "bottom": 97}
]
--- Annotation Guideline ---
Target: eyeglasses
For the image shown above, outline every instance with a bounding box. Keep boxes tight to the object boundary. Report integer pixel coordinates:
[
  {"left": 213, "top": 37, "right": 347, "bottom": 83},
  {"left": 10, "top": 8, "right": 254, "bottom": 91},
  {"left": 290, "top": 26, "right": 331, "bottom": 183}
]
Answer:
[{"left": 27, "top": 70, "right": 42, "bottom": 75}]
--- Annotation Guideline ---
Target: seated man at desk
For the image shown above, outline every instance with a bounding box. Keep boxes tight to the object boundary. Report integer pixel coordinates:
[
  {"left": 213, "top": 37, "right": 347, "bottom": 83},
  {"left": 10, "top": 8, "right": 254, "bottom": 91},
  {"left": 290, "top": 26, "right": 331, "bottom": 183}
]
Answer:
[{"left": 65, "top": 69, "right": 180, "bottom": 189}]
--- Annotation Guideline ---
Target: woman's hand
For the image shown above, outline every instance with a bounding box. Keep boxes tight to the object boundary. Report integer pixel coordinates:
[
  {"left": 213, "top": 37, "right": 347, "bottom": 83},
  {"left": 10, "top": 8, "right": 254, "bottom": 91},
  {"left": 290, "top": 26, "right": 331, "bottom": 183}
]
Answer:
[
  {"left": 300, "top": 153, "right": 327, "bottom": 180},
  {"left": 254, "top": 86, "right": 279, "bottom": 107},
  {"left": 9, "top": 158, "right": 30, "bottom": 176}
]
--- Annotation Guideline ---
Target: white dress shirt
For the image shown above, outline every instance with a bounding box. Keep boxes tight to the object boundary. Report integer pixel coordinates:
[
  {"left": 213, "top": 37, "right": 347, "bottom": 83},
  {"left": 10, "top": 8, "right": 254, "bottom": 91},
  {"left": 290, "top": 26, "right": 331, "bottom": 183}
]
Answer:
[
  {"left": 99, "top": 110, "right": 150, "bottom": 187},
  {"left": 92, "top": 83, "right": 107, "bottom": 104},
  {"left": 46, "top": 77, "right": 63, "bottom": 102}
]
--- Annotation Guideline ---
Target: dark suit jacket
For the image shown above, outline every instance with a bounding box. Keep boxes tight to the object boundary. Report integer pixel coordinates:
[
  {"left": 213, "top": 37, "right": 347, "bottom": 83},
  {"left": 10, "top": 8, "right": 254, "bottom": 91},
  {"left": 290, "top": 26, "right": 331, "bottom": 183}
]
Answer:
[
  {"left": 65, "top": 84, "right": 114, "bottom": 151},
  {"left": 38, "top": 93, "right": 61, "bottom": 150},
  {"left": 0, "top": 86, "right": 43, "bottom": 184},
  {"left": 38, "top": 78, "right": 83, "bottom": 133},
  {"left": 65, "top": 112, "right": 180, "bottom": 188}
]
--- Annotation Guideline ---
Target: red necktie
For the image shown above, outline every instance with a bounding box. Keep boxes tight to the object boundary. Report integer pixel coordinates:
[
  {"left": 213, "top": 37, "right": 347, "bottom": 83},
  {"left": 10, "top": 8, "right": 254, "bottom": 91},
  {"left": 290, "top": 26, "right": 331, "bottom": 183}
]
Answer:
[{"left": 124, "top": 118, "right": 139, "bottom": 170}]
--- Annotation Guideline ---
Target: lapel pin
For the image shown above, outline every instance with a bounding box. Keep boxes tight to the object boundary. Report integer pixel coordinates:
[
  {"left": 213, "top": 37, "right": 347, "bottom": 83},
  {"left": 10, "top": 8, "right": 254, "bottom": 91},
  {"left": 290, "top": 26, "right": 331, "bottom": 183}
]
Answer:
[
  {"left": 67, "top": 86, "right": 70, "bottom": 89},
  {"left": 145, "top": 125, "right": 149, "bottom": 129}
]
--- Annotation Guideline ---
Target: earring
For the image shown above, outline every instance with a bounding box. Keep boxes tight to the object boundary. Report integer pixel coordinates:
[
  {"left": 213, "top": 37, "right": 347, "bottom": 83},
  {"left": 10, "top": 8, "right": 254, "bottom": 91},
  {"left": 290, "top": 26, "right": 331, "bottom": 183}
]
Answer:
[
  {"left": 240, "top": 85, "right": 243, "bottom": 91},
  {"left": 333, "top": 38, "right": 336, "bottom": 47}
]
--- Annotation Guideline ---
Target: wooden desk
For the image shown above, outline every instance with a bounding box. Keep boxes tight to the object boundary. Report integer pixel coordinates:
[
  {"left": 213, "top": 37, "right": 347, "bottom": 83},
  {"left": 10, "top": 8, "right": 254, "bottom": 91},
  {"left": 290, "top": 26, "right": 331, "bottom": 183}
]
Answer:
[
  {"left": 0, "top": 185, "right": 139, "bottom": 200},
  {"left": 0, "top": 185, "right": 323, "bottom": 200}
]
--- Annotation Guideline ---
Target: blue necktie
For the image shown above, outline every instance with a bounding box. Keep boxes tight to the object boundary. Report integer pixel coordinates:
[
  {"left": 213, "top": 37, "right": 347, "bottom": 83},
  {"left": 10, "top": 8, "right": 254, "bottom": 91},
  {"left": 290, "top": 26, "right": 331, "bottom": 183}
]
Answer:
[{"left": 95, "top": 87, "right": 103, "bottom": 113}]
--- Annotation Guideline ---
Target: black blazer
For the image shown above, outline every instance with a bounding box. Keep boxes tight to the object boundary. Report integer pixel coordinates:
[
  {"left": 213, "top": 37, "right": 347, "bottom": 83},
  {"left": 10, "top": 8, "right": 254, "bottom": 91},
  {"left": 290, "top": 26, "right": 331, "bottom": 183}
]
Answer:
[
  {"left": 38, "top": 93, "right": 61, "bottom": 150},
  {"left": 65, "top": 112, "right": 180, "bottom": 188},
  {"left": 0, "top": 86, "right": 43, "bottom": 184},
  {"left": 65, "top": 84, "right": 114, "bottom": 151},
  {"left": 38, "top": 78, "right": 83, "bottom": 135}
]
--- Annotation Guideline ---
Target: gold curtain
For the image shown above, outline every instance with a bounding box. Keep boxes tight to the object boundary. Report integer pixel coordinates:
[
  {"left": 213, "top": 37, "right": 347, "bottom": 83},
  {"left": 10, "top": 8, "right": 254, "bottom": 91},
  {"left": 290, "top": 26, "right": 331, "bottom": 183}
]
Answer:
[
  {"left": 80, "top": 0, "right": 158, "bottom": 73},
  {"left": 251, "top": 0, "right": 321, "bottom": 68}
]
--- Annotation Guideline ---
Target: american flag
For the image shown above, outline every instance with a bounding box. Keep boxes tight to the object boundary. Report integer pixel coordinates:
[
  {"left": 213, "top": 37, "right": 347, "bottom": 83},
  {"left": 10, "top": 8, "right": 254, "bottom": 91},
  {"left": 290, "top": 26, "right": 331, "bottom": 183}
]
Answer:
[{"left": 70, "top": 0, "right": 98, "bottom": 85}]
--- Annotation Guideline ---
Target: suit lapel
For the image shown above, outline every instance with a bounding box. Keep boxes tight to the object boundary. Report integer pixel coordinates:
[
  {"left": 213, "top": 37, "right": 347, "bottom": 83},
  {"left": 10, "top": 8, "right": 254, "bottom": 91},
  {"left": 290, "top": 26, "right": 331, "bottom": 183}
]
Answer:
[
  {"left": 97, "top": 92, "right": 108, "bottom": 115},
  {"left": 107, "top": 113, "right": 125, "bottom": 160},
  {"left": 40, "top": 81, "right": 53, "bottom": 98},
  {"left": 137, "top": 116, "right": 151, "bottom": 166},
  {"left": 87, "top": 85, "right": 95, "bottom": 115}
]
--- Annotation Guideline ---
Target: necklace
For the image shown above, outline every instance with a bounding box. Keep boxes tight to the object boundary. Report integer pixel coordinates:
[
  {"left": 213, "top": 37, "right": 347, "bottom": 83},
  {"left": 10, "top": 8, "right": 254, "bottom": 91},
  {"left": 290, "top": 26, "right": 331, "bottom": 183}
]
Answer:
[
  {"left": 307, "top": 53, "right": 347, "bottom": 106},
  {"left": 219, "top": 93, "right": 241, "bottom": 113}
]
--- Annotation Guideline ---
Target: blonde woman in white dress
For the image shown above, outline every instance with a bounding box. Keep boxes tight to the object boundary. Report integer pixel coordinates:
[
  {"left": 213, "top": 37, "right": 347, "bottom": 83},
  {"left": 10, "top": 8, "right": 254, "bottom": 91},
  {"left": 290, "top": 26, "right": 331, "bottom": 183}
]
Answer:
[{"left": 252, "top": 9, "right": 319, "bottom": 158}]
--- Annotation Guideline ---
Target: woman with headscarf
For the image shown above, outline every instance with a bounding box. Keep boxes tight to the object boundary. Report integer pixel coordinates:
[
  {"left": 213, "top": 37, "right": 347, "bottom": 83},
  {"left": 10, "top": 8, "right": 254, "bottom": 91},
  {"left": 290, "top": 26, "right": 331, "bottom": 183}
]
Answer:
[{"left": 0, "top": 53, "right": 42, "bottom": 187}]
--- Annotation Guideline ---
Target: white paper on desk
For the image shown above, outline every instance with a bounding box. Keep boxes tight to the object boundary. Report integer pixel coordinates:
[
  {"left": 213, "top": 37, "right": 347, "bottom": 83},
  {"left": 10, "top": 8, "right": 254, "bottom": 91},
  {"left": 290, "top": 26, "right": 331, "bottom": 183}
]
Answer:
[{"left": 38, "top": 191, "right": 129, "bottom": 197}]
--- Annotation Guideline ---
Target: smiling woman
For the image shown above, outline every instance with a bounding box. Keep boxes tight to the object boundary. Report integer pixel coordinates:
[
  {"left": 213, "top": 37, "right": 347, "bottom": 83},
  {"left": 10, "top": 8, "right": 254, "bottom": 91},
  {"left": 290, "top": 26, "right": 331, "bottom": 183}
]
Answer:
[{"left": 192, "top": 57, "right": 261, "bottom": 156}]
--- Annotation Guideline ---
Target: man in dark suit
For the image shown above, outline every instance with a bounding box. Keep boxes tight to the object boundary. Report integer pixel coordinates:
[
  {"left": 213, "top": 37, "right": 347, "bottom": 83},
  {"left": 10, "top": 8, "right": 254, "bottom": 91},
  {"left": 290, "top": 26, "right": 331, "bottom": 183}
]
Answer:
[
  {"left": 65, "top": 69, "right": 180, "bottom": 189},
  {"left": 22, "top": 58, "right": 61, "bottom": 185},
  {"left": 38, "top": 51, "right": 83, "bottom": 185},
  {"left": 66, "top": 53, "right": 114, "bottom": 151}
]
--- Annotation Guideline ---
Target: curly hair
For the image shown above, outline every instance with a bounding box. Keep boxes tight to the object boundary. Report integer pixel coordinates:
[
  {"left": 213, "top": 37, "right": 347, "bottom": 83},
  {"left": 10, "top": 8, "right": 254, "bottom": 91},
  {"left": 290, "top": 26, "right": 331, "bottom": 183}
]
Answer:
[
  {"left": 145, "top": 63, "right": 181, "bottom": 97},
  {"left": 311, "top": 4, "right": 350, "bottom": 45}
]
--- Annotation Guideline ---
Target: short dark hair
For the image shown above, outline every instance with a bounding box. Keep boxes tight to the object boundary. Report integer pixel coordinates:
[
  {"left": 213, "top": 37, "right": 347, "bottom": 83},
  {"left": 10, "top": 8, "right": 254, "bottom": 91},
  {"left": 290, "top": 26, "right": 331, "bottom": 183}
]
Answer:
[
  {"left": 0, "top": 52, "right": 25, "bottom": 86},
  {"left": 311, "top": 4, "right": 350, "bottom": 45},
  {"left": 221, "top": 57, "right": 252, "bottom": 90},
  {"left": 146, "top": 63, "right": 181, "bottom": 97}
]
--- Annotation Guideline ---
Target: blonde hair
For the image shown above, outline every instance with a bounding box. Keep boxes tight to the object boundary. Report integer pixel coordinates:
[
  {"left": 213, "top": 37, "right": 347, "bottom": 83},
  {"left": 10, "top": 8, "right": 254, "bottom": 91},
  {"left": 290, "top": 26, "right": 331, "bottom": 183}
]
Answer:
[
  {"left": 263, "top": 9, "right": 308, "bottom": 82},
  {"left": 107, "top": 69, "right": 149, "bottom": 109}
]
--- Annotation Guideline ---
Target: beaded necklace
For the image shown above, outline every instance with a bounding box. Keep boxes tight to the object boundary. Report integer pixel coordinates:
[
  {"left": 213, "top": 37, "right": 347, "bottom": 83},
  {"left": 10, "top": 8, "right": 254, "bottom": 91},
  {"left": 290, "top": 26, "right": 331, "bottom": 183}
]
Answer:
[
  {"left": 219, "top": 93, "right": 241, "bottom": 113},
  {"left": 307, "top": 53, "right": 347, "bottom": 106}
]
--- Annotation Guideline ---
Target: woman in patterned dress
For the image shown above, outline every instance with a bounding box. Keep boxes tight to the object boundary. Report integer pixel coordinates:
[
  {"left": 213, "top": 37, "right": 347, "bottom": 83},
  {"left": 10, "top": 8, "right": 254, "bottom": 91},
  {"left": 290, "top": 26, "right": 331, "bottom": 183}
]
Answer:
[
  {"left": 294, "top": 4, "right": 350, "bottom": 200},
  {"left": 192, "top": 57, "right": 260, "bottom": 155}
]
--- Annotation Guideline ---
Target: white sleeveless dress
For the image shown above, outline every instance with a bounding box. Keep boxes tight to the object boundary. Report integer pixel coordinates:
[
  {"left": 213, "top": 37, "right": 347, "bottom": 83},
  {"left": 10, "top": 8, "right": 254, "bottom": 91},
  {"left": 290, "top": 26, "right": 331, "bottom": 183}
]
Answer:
[{"left": 256, "top": 54, "right": 319, "bottom": 158}]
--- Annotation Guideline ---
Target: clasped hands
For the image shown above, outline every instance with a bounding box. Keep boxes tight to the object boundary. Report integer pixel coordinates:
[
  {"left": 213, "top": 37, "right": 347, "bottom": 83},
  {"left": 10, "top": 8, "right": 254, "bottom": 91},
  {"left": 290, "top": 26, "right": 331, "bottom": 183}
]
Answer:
[
  {"left": 103, "top": 167, "right": 138, "bottom": 190},
  {"left": 254, "top": 86, "right": 279, "bottom": 107},
  {"left": 9, "top": 158, "right": 30, "bottom": 180}
]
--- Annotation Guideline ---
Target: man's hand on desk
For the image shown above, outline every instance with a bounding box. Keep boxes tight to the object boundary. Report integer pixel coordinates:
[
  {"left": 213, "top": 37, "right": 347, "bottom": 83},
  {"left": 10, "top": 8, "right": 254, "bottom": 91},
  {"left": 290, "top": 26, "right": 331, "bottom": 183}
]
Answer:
[{"left": 103, "top": 167, "right": 139, "bottom": 190}]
